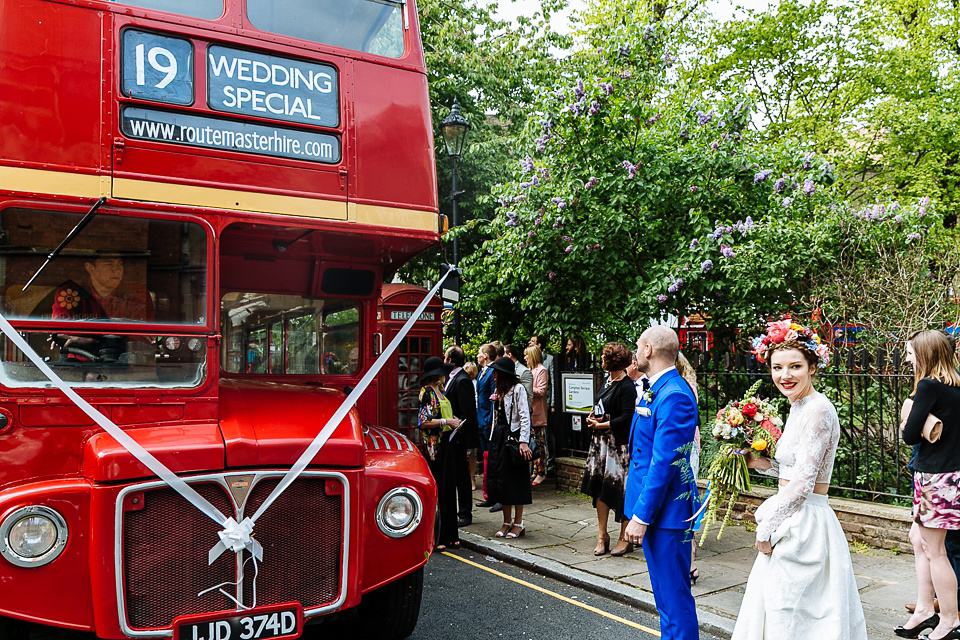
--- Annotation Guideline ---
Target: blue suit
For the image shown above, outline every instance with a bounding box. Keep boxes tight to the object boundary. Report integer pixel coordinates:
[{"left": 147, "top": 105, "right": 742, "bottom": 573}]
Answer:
[
  {"left": 475, "top": 365, "right": 495, "bottom": 449},
  {"left": 625, "top": 368, "right": 699, "bottom": 640}
]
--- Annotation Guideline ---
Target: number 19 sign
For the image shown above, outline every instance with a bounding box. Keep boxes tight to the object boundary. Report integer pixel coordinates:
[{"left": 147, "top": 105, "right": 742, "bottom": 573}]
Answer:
[{"left": 122, "top": 29, "right": 194, "bottom": 106}]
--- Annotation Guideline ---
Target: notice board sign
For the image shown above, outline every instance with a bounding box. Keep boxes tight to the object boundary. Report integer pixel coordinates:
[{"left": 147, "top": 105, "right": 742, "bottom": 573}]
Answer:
[{"left": 562, "top": 373, "right": 595, "bottom": 415}]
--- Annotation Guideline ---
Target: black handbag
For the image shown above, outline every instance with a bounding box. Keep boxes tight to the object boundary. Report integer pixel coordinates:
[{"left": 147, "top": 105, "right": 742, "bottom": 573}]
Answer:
[{"left": 506, "top": 433, "right": 538, "bottom": 463}]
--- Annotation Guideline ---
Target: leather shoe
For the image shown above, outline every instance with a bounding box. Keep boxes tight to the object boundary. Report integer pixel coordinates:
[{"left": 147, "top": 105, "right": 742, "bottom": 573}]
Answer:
[
  {"left": 457, "top": 516, "right": 472, "bottom": 527},
  {"left": 905, "top": 600, "right": 939, "bottom": 614},
  {"left": 488, "top": 502, "right": 503, "bottom": 513},
  {"left": 476, "top": 499, "right": 496, "bottom": 508},
  {"left": 895, "top": 613, "right": 939, "bottom": 638}
]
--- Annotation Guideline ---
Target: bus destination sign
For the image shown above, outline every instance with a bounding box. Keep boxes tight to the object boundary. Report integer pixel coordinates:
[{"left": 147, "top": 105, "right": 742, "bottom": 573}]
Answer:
[
  {"left": 120, "top": 30, "right": 340, "bottom": 163},
  {"left": 208, "top": 46, "right": 339, "bottom": 128}
]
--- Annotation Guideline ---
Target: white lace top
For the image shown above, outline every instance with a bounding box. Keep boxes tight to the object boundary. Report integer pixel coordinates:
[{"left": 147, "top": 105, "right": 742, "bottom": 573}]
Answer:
[{"left": 756, "top": 391, "right": 840, "bottom": 542}]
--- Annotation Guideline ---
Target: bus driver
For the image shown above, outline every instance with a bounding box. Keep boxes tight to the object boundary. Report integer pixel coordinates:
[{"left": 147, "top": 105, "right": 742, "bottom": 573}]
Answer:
[{"left": 52, "top": 254, "right": 154, "bottom": 321}]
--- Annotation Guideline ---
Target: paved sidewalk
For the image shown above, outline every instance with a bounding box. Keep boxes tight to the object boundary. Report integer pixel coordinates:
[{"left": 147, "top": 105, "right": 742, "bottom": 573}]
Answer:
[{"left": 458, "top": 484, "right": 916, "bottom": 639}]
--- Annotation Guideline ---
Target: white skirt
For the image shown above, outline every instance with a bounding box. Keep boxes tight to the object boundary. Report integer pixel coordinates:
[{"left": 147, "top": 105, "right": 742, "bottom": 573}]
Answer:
[{"left": 732, "top": 492, "right": 867, "bottom": 640}]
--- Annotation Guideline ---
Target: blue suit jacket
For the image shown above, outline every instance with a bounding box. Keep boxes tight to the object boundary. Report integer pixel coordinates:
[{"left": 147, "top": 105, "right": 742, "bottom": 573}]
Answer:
[
  {"left": 625, "top": 368, "right": 699, "bottom": 530},
  {"left": 476, "top": 365, "right": 495, "bottom": 432}
]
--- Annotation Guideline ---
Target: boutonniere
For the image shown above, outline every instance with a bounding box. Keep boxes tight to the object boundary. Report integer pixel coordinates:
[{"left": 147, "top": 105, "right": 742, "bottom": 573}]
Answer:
[{"left": 643, "top": 389, "right": 656, "bottom": 404}]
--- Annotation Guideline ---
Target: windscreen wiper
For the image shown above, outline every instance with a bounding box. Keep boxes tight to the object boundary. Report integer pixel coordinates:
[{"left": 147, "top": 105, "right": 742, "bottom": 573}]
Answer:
[{"left": 22, "top": 197, "right": 106, "bottom": 292}]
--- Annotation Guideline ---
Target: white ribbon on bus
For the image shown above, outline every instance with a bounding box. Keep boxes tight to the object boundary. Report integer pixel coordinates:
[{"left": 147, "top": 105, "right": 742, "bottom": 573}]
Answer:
[{"left": 0, "top": 266, "right": 453, "bottom": 608}]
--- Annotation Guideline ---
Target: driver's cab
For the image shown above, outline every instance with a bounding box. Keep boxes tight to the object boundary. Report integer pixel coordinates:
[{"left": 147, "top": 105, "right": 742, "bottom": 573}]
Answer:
[{"left": 0, "top": 205, "right": 210, "bottom": 388}]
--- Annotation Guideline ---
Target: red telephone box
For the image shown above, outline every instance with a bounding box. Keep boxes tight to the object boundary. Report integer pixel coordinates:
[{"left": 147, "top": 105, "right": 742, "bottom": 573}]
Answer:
[{"left": 377, "top": 284, "right": 444, "bottom": 435}]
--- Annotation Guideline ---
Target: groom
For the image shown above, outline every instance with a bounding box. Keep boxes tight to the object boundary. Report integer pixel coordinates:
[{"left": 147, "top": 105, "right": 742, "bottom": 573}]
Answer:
[{"left": 624, "top": 326, "right": 700, "bottom": 640}]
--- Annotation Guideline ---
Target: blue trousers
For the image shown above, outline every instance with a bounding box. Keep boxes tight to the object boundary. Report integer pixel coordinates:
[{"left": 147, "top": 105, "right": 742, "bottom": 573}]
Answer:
[{"left": 642, "top": 526, "right": 699, "bottom": 640}]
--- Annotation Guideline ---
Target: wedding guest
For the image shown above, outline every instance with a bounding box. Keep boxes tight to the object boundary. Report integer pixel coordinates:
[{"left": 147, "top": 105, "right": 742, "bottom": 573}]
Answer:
[
  {"left": 581, "top": 341, "right": 637, "bottom": 556},
  {"left": 676, "top": 351, "right": 702, "bottom": 585},
  {"left": 506, "top": 344, "right": 534, "bottom": 412},
  {"left": 734, "top": 321, "right": 866, "bottom": 639},
  {"left": 525, "top": 344, "right": 548, "bottom": 486},
  {"left": 487, "top": 357, "right": 533, "bottom": 539},
  {"left": 463, "top": 361, "right": 479, "bottom": 490},
  {"left": 417, "top": 356, "right": 461, "bottom": 550},
  {"left": 531, "top": 334, "right": 557, "bottom": 476},
  {"left": 475, "top": 344, "right": 499, "bottom": 510},
  {"left": 897, "top": 330, "right": 960, "bottom": 640},
  {"left": 565, "top": 334, "right": 588, "bottom": 370},
  {"left": 444, "top": 346, "right": 480, "bottom": 528}
]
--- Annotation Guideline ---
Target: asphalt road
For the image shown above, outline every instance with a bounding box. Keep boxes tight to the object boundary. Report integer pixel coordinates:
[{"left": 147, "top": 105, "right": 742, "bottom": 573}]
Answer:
[
  {"left": 22, "top": 551, "right": 722, "bottom": 640},
  {"left": 318, "top": 549, "right": 724, "bottom": 640}
]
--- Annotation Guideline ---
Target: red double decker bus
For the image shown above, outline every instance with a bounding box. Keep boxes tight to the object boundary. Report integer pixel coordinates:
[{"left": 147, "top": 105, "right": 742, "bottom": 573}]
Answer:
[{"left": 0, "top": 1, "right": 440, "bottom": 638}]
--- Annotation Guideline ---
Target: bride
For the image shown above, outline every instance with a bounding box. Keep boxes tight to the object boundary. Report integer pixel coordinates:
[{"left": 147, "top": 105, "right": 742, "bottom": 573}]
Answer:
[{"left": 732, "top": 320, "right": 867, "bottom": 639}]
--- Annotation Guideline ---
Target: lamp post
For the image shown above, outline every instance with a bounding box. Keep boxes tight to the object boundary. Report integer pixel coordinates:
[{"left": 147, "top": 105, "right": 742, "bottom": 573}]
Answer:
[{"left": 439, "top": 100, "right": 470, "bottom": 343}]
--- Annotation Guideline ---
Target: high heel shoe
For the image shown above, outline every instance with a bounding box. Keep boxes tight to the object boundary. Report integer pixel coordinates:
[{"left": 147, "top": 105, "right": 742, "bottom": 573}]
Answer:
[
  {"left": 929, "top": 623, "right": 960, "bottom": 640},
  {"left": 610, "top": 537, "right": 634, "bottom": 556},
  {"left": 505, "top": 522, "right": 525, "bottom": 538},
  {"left": 494, "top": 523, "right": 511, "bottom": 538},
  {"left": 894, "top": 613, "right": 940, "bottom": 638},
  {"left": 594, "top": 534, "right": 610, "bottom": 556},
  {"left": 689, "top": 567, "right": 700, "bottom": 586}
]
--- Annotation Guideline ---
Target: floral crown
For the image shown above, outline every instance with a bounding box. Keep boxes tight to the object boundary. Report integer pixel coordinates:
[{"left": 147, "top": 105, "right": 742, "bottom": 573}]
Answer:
[{"left": 750, "top": 319, "right": 831, "bottom": 368}]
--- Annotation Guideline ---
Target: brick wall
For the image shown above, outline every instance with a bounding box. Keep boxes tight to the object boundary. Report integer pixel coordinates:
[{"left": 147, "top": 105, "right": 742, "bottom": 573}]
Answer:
[{"left": 556, "top": 457, "right": 913, "bottom": 553}]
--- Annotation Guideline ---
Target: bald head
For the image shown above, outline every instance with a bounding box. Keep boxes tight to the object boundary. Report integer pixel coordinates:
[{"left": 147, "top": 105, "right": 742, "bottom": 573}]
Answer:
[{"left": 636, "top": 326, "right": 680, "bottom": 375}]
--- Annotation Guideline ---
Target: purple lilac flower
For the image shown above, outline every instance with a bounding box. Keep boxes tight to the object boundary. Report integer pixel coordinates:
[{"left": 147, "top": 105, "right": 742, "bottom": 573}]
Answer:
[
  {"left": 540, "top": 118, "right": 552, "bottom": 133},
  {"left": 906, "top": 233, "right": 922, "bottom": 243},
  {"left": 733, "top": 101, "right": 746, "bottom": 115},
  {"left": 574, "top": 79, "right": 585, "bottom": 101},
  {"left": 554, "top": 88, "right": 565, "bottom": 100},
  {"left": 528, "top": 231, "right": 536, "bottom": 238},
  {"left": 782, "top": 197, "right": 793, "bottom": 208},
  {"left": 889, "top": 201, "right": 900, "bottom": 211},
  {"left": 512, "top": 194, "right": 525, "bottom": 203},
  {"left": 646, "top": 113, "right": 661, "bottom": 126},
  {"left": 562, "top": 236, "right": 573, "bottom": 243},
  {"left": 919, "top": 207, "right": 929, "bottom": 217},
  {"left": 744, "top": 216, "right": 755, "bottom": 230},
  {"left": 570, "top": 102, "right": 585, "bottom": 116},
  {"left": 689, "top": 185, "right": 698, "bottom": 193},
  {"left": 701, "top": 259, "right": 714, "bottom": 273},
  {"left": 711, "top": 141, "right": 719, "bottom": 150},
  {"left": 803, "top": 179, "right": 816, "bottom": 196},
  {"left": 689, "top": 238, "right": 700, "bottom": 249},
  {"left": 536, "top": 137, "right": 548, "bottom": 152},
  {"left": 553, "top": 216, "right": 562, "bottom": 228},
  {"left": 720, "top": 244, "right": 736, "bottom": 259},
  {"left": 773, "top": 178, "right": 786, "bottom": 194},
  {"left": 565, "top": 245, "right": 573, "bottom": 253},
  {"left": 589, "top": 101, "right": 601, "bottom": 116},
  {"left": 754, "top": 169, "right": 774, "bottom": 183},
  {"left": 662, "top": 53, "right": 674, "bottom": 67},
  {"left": 505, "top": 213, "right": 518, "bottom": 227},
  {"left": 697, "top": 109, "right": 714, "bottom": 125},
  {"left": 622, "top": 160, "right": 637, "bottom": 179},
  {"left": 548, "top": 272, "right": 556, "bottom": 281},
  {"left": 585, "top": 176, "right": 598, "bottom": 189},
  {"left": 521, "top": 156, "right": 534, "bottom": 173},
  {"left": 894, "top": 215, "right": 904, "bottom": 223},
  {"left": 619, "top": 70, "right": 633, "bottom": 79},
  {"left": 621, "top": 43, "right": 633, "bottom": 54},
  {"left": 497, "top": 196, "right": 508, "bottom": 207},
  {"left": 552, "top": 197, "right": 567, "bottom": 210},
  {"left": 921, "top": 196, "right": 931, "bottom": 207},
  {"left": 599, "top": 82, "right": 613, "bottom": 95},
  {"left": 802, "top": 152, "right": 815, "bottom": 169},
  {"left": 593, "top": 243, "right": 600, "bottom": 250},
  {"left": 709, "top": 226, "right": 724, "bottom": 241},
  {"left": 668, "top": 278, "right": 683, "bottom": 293},
  {"left": 657, "top": 294, "right": 668, "bottom": 304}
]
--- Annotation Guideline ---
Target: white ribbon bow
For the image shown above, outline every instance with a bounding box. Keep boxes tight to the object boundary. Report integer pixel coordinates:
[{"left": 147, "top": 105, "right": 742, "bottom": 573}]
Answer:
[{"left": 209, "top": 517, "right": 263, "bottom": 564}]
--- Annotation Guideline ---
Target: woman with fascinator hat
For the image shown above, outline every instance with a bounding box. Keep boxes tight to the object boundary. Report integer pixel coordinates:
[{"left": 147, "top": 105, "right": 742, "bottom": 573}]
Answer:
[
  {"left": 732, "top": 320, "right": 866, "bottom": 639},
  {"left": 417, "top": 356, "right": 462, "bottom": 550},
  {"left": 487, "top": 356, "right": 534, "bottom": 539}
]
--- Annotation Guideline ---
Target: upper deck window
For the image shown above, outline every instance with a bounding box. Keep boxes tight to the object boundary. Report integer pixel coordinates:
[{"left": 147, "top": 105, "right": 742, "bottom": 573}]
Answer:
[
  {"left": 247, "top": 0, "right": 405, "bottom": 58},
  {"left": 109, "top": 0, "right": 224, "bottom": 20}
]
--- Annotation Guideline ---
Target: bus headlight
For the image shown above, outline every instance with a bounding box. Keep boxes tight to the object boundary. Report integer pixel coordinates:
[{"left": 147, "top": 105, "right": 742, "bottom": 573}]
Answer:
[
  {"left": 1, "top": 506, "right": 68, "bottom": 567},
  {"left": 375, "top": 488, "right": 422, "bottom": 538}
]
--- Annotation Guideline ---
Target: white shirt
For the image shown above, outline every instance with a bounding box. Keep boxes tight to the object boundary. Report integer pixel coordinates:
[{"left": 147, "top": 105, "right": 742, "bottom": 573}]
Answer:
[{"left": 445, "top": 366, "right": 462, "bottom": 393}]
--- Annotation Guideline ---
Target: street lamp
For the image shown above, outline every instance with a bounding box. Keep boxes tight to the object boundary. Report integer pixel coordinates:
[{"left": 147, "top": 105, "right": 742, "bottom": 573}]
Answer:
[
  {"left": 439, "top": 100, "right": 470, "bottom": 265},
  {"left": 439, "top": 100, "right": 470, "bottom": 343}
]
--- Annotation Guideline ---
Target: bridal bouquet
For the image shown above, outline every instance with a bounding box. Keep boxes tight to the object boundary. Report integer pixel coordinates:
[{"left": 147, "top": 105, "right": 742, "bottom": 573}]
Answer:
[{"left": 699, "top": 380, "right": 784, "bottom": 543}]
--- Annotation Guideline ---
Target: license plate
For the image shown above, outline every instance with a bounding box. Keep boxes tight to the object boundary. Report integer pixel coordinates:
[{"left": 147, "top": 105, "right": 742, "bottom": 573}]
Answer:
[{"left": 173, "top": 603, "right": 303, "bottom": 640}]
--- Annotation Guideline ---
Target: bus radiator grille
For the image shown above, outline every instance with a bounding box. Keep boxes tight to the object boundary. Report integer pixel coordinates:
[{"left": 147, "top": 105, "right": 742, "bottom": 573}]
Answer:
[
  {"left": 241, "top": 478, "right": 343, "bottom": 611},
  {"left": 123, "top": 483, "right": 236, "bottom": 629}
]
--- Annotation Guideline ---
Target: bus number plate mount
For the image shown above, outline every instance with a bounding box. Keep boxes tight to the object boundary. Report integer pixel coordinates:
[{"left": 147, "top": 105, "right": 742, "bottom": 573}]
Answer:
[{"left": 173, "top": 603, "right": 302, "bottom": 640}]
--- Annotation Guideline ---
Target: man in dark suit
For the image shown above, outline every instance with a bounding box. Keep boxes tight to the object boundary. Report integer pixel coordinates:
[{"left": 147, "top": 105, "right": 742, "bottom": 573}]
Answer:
[
  {"left": 444, "top": 345, "right": 480, "bottom": 527},
  {"left": 623, "top": 326, "right": 699, "bottom": 640}
]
